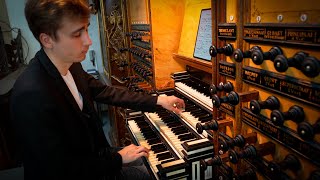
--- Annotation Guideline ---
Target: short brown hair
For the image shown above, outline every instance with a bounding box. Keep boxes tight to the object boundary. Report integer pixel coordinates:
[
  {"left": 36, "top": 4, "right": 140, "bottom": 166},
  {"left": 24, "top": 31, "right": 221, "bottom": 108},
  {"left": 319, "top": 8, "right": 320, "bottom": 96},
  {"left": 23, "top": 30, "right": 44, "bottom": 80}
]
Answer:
[{"left": 25, "top": 0, "right": 90, "bottom": 43}]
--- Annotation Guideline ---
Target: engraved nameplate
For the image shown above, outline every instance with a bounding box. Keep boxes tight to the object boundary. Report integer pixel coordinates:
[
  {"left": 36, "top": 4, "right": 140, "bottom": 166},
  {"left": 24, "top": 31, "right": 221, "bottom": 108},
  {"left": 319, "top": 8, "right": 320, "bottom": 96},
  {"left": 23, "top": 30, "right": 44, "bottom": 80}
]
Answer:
[
  {"left": 243, "top": 23, "right": 320, "bottom": 48},
  {"left": 242, "top": 66, "right": 320, "bottom": 108},
  {"left": 131, "top": 24, "right": 150, "bottom": 31},
  {"left": 218, "top": 23, "right": 236, "bottom": 40},
  {"left": 218, "top": 61, "right": 236, "bottom": 79},
  {"left": 219, "top": 103, "right": 235, "bottom": 117},
  {"left": 242, "top": 107, "right": 320, "bottom": 166}
]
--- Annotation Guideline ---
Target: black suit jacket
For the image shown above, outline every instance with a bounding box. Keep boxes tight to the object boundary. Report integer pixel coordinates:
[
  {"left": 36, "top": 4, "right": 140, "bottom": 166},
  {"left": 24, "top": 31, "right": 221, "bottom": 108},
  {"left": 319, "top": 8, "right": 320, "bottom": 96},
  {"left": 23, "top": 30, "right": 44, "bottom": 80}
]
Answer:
[{"left": 10, "top": 49, "right": 157, "bottom": 180}]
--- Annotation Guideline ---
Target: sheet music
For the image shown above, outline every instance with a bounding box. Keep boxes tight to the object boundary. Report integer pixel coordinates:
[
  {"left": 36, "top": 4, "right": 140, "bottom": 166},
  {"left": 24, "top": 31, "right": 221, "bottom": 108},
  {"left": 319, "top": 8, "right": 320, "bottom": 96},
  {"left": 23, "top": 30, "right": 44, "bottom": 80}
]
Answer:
[{"left": 193, "top": 9, "right": 212, "bottom": 61}]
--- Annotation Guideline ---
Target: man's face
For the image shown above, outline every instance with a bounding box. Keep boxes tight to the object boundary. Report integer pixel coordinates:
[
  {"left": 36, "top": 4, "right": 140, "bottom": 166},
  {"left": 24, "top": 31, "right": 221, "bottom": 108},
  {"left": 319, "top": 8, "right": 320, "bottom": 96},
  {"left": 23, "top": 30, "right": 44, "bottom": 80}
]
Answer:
[{"left": 51, "top": 17, "right": 92, "bottom": 63}]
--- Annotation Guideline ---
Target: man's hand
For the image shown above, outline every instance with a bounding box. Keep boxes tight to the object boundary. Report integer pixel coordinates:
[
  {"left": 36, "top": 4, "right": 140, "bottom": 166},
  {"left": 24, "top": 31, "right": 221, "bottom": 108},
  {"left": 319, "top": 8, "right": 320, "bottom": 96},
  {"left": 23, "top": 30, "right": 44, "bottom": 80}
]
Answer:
[
  {"left": 157, "top": 95, "right": 185, "bottom": 114},
  {"left": 118, "top": 144, "right": 150, "bottom": 164}
]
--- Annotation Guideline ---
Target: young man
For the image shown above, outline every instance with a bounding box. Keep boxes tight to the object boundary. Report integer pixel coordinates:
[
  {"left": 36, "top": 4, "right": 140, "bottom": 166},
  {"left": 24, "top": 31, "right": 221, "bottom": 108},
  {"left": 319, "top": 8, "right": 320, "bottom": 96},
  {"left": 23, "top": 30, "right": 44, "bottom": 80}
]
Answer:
[{"left": 10, "top": 0, "right": 185, "bottom": 179}]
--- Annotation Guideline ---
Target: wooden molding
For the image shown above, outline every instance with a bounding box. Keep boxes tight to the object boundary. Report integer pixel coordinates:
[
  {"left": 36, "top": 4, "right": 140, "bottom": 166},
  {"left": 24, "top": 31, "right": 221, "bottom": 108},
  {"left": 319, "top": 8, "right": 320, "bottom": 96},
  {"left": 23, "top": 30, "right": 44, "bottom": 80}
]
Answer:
[{"left": 172, "top": 53, "right": 212, "bottom": 74}]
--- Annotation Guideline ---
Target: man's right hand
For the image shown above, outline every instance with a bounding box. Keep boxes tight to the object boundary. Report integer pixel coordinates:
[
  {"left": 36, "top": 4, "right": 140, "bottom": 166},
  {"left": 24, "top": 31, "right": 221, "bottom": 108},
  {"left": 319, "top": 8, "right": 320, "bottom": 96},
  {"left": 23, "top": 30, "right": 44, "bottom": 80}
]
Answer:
[{"left": 118, "top": 144, "right": 149, "bottom": 164}]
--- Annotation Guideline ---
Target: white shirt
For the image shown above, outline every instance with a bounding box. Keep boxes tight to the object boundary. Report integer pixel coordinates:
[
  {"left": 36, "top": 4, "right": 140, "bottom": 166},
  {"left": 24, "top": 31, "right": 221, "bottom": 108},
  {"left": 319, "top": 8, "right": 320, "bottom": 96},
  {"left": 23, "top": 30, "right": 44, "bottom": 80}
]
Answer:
[{"left": 61, "top": 70, "right": 83, "bottom": 110}]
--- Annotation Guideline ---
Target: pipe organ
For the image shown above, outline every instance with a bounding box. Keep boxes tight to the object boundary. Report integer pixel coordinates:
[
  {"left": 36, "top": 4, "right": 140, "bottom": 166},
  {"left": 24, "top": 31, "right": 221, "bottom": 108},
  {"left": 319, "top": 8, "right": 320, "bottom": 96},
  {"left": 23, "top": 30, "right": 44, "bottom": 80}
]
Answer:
[{"left": 98, "top": 0, "right": 320, "bottom": 179}]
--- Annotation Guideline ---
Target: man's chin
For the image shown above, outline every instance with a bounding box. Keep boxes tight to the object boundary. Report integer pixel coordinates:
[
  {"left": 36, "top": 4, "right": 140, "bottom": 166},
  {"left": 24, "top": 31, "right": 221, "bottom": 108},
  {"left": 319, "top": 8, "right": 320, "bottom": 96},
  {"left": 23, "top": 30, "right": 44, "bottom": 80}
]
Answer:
[{"left": 76, "top": 55, "right": 87, "bottom": 61}]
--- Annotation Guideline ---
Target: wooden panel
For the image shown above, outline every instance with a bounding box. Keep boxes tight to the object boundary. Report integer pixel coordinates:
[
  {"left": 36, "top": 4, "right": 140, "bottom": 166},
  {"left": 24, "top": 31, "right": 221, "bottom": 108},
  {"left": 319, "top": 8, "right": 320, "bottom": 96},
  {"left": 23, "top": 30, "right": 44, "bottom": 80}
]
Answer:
[
  {"left": 249, "top": 0, "right": 320, "bottom": 23},
  {"left": 212, "top": 0, "right": 320, "bottom": 179},
  {"left": 226, "top": 0, "right": 237, "bottom": 23},
  {"left": 128, "top": 0, "right": 149, "bottom": 24},
  {"left": 173, "top": 53, "right": 212, "bottom": 73},
  {"left": 177, "top": 0, "right": 211, "bottom": 57},
  {"left": 150, "top": 0, "right": 186, "bottom": 89}
]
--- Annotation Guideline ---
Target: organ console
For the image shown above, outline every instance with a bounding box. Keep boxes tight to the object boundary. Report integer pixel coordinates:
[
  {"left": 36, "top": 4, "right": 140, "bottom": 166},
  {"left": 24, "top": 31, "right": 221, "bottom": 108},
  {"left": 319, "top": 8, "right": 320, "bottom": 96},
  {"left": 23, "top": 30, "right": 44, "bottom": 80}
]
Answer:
[
  {"left": 209, "top": 81, "right": 234, "bottom": 94},
  {"left": 297, "top": 118, "right": 320, "bottom": 140},
  {"left": 228, "top": 142, "right": 275, "bottom": 164},
  {"left": 268, "top": 154, "right": 301, "bottom": 175},
  {"left": 270, "top": 105, "right": 305, "bottom": 126},
  {"left": 251, "top": 46, "right": 283, "bottom": 65},
  {"left": 115, "top": 1, "right": 320, "bottom": 179},
  {"left": 209, "top": 43, "right": 234, "bottom": 57},
  {"left": 250, "top": 96, "right": 280, "bottom": 114}
]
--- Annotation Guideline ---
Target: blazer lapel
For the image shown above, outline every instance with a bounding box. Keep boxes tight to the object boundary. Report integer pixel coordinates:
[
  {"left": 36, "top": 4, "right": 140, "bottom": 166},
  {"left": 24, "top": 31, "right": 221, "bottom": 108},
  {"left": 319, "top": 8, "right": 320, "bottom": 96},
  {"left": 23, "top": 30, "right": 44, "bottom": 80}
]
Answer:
[
  {"left": 37, "top": 49, "right": 97, "bottom": 151},
  {"left": 37, "top": 49, "right": 83, "bottom": 114}
]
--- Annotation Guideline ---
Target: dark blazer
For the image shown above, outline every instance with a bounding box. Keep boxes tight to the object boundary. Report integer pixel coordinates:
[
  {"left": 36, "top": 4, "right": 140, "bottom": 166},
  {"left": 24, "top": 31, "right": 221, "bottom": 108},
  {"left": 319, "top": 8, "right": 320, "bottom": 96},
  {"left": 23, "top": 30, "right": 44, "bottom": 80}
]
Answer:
[{"left": 10, "top": 49, "right": 157, "bottom": 180}]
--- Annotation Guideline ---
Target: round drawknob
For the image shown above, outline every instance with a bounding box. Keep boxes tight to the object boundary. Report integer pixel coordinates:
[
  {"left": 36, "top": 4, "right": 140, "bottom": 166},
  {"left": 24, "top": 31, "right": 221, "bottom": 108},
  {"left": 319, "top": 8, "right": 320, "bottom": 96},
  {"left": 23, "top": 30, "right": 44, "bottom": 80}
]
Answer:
[
  {"left": 209, "top": 81, "right": 234, "bottom": 94},
  {"left": 196, "top": 120, "right": 219, "bottom": 134},
  {"left": 309, "top": 170, "right": 320, "bottom": 180},
  {"left": 209, "top": 44, "right": 234, "bottom": 57},
  {"left": 268, "top": 154, "right": 301, "bottom": 174},
  {"left": 221, "top": 81, "right": 234, "bottom": 93},
  {"left": 209, "top": 45, "right": 218, "bottom": 57},
  {"left": 298, "top": 121, "right": 314, "bottom": 140},
  {"left": 223, "top": 44, "right": 234, "bottom": 56},
  {"left": 268, "top": 162, "right": 281, "bottom": 174},
  {"left": 212, "top": 91, "right": 239, "bottom": 108},
  {"left": 297, "top": 119, "right": 320, "bottom": 140},
  {"left": 209, "top": 84, "right": 217, "bottom": 95},
  {"left": 251, "top": 47, "right": 264, "bottom": 65},
  {"left": 233, "top": 46, "right": 260, "bottom": 62},
  {"left": 274, "top": 52, "right": 308, "bottom": 73},
  {"left": 233, "top": 48, "right": 244, "bottom": 62},
  {"left": 212, "top": 94, "right": 222, "bottom": 107},
  {"left": 250, "top": 96, "right": 280, "bottom": 114},
  {"left": 274, "top": 54, "right": 288, "bottom": 72},
  {"left": 228, "top": 145, "right": 257, "bottom": 164},
  {"left": 249, "top": 100, "right": 261, "bottom": 114},
  {"left": 270, "top": 105, "right": 305, "bottom": 126},
  {"left": 200, "top": 155, "right": 222, "bottom": 170},
  {"left": 233, "top": 134, "right": 246, "bottom": 148},
  {"left": 251, "top": 46, "right": 282, "bottom": 65},
  {"left": 228, "top": 149, "right": 239, "bottom": 164},
  {"left": 219, "top": 137, "right": 231, "bottom": 152},
  {"left": 301, "top": 56, "right": 320, "bottom": 78}
]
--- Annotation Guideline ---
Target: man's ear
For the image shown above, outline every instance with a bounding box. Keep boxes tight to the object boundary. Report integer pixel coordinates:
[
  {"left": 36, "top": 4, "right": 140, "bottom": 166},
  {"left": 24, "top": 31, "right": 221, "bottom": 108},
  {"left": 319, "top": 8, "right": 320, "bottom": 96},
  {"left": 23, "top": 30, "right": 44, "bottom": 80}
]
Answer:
[{"left": 39, "top": 33, "right": 53, "bottom": 49}]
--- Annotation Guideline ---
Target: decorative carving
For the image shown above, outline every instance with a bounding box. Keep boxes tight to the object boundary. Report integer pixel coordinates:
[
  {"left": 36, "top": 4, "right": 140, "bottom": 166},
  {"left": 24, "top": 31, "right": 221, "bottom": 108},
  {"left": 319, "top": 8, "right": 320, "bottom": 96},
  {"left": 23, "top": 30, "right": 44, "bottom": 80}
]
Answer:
[{"left": 106, "top": 5, "right": 128, "bottom": 70}]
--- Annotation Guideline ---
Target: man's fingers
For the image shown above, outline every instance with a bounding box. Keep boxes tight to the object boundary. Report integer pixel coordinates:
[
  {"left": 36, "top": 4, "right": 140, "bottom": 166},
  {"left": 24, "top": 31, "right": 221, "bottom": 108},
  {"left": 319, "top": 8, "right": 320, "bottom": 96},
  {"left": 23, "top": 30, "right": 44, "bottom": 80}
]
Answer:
[
  {"left": 136, "top": 146, "right": 150, "bottom": 153},
  {"left": 137, "top": 151, "right": 149, "bottom": 158}
]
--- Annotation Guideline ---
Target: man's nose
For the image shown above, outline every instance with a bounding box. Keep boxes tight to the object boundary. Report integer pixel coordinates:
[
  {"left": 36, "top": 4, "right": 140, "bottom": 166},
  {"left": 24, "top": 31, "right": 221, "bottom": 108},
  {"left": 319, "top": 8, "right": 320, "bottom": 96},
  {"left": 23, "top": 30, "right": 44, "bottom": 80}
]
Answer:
[{"left": 84, "top": 32, "right": 92, "bottom": 46}]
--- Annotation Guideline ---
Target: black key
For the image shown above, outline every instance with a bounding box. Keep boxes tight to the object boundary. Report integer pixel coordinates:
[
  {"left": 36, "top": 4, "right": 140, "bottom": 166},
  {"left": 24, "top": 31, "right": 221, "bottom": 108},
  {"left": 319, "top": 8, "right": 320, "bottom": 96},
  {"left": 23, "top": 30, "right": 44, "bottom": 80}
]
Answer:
[
  {"left": 147, "top": 138, "right": 161, "bottom": 145},
  {"left": 157, "top": 152, "right": 172, "bottom": 161}
]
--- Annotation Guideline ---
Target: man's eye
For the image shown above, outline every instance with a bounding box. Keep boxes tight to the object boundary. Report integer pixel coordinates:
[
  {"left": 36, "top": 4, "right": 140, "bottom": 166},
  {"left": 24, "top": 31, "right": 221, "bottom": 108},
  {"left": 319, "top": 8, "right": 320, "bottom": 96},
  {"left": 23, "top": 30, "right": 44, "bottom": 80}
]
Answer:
[{"left": 74, "top": 32, "right": 81, "bottom": 37}]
